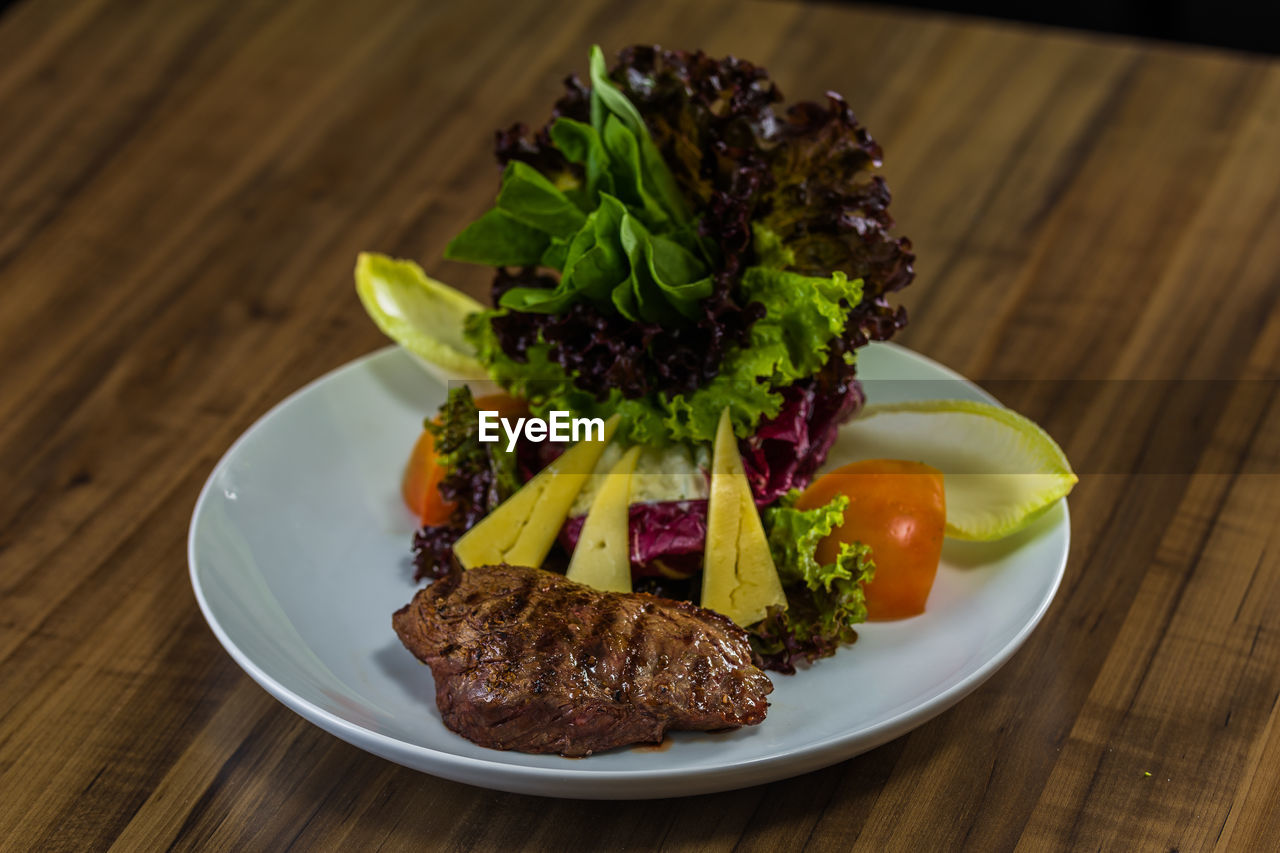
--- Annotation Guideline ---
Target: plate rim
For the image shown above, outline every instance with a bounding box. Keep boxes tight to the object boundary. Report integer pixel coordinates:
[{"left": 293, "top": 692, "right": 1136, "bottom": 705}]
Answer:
[{"left": 188, "top": 342, "right": 1069, "bottom": 797}]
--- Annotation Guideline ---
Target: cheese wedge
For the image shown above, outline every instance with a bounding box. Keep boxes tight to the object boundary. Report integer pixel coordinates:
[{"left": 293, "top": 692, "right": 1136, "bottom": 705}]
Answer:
[
  {"left": 565, "top": 445, "right": 641, "bottom": 592},
  {"left": 701, "top": 408, "right": 788, "bottom": 626},
  {"left": 453, "top": 415, "right": 620, "bottom": 569}
]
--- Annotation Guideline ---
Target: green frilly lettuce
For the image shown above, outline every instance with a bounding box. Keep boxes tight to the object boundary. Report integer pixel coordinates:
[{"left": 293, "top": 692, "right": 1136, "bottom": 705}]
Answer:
[
  {"left": 465, "top": 260, "right": 863, "bottom": 445},
  {"left": 750, "top": 491, "right": 876, "bottom": 672}
]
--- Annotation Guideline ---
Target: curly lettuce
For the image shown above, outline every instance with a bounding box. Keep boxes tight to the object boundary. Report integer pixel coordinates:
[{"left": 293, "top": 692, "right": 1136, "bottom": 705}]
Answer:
[
  {"left": 410, "top": 387, "right": 520, "bottom": 580},
  {"left": 750, "top": 492, "right": 876, "bottom": 673},
  {"left": 611, "top": 48, "right": 914, "bottom": 346},
  {"left": 479, "top": 46, "right": 913, "bottom": 407},
  {"left": 466, "top": 263, "right": 863, "bottom": 445}
]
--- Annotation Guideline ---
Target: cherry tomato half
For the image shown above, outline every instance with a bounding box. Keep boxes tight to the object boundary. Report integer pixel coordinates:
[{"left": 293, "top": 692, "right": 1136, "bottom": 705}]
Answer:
[
  {"left": 797, "top": 459, "right": 946, "bottom": 620},
  {"left": 402, "top": 392, "right": 527, "bottom": 524},
  {"left": 402, "top": 428, "right": 455, "bottom": 525}
]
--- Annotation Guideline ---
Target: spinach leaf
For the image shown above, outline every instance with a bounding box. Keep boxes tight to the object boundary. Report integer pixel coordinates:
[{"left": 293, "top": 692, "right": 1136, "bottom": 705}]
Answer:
[
  {"left": 444, "top": 207, "right": 549, "bottom": 267},
  {"left": 499, "top": 194, "right": 629, "bottom": 313},
  {"left": 449, "top": 46, "right": 711, "bottom": 323},
  {"left": 549, "top": 117, "right": 612, "bottom": 206},
  {"left": 587, "top": 45, "right": 690, "bottom": 229},
  {"left": 494, "top": 160, "right": 586, "bottom": 238}
]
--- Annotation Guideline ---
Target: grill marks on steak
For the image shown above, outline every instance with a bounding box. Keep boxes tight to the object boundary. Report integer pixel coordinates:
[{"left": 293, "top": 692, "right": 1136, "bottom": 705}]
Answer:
[{"left": 392, "top": 564, "right": 773, "bottom": 756}]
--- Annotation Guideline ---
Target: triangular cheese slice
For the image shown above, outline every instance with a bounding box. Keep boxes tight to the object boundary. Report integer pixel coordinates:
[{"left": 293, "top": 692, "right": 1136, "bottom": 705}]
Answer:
[
  {"left": 566, "top": 445, "right": 641, "bottom": 592},
  {"left": 453, "top": 415, "right": 620, "bottom": 569},
  {"left": 700, "top": 408, "right": 788, "bottom": 625}
]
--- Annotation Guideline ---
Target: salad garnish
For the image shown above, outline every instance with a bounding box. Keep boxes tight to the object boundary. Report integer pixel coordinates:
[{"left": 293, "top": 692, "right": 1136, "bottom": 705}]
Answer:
[
  {"left": 363, "top": 45, "right": 1075, "bottom": 674},
  {"left": 754, "top": 492, "right": 876, "bottom": 673},
  {"left": 451, "top": 44, "right": 912, "bottom": 450}
]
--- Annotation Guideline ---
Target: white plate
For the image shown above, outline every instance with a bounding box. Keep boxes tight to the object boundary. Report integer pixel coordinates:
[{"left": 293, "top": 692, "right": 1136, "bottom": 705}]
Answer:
[{"left": 189, "top": 342, "right": 1069, "bottom": 799}]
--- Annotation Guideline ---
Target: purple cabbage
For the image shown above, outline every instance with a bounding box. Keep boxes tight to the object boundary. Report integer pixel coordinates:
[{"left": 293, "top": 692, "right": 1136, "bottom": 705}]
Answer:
[
  {"left": 740, "top": 372, "right": 866, "bottom": 505},
  {"left": 562, "top": 500, "right": 708, "bottom": 578},
  {"left": 557, "top": 358, "right": 864, "bottom": 575}
]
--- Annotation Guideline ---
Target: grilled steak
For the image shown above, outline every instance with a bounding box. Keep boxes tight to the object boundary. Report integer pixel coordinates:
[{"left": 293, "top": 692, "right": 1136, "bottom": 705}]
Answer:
[{"left": 392, "top": 564, "right": 773, "bottom": 756}]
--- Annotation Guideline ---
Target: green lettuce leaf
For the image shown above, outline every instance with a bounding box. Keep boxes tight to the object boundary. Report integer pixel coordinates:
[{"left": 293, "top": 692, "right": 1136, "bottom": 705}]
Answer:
[
  {"left": 467, "top": 264, "right": 863, "bottom": 445},
  {"left": 469, "top": 46, "right": 915, "bottom": 425},
  {"left": 750, "top": 491, "right": 875, "bottom": 673},
  {"left": 445, "top": 46, "right": 708, "bottom": 323},
  {"left": 586, "top": 44, "right": 690, "bottom": 230},
  {"left": 443, "top": 206, "right": 551, "bottom": 267}
]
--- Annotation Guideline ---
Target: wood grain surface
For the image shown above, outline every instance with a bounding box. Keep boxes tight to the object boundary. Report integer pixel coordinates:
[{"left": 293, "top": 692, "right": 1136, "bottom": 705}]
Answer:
[{"left": 2, "top": 0, "right": 1278, "bottom": 849}]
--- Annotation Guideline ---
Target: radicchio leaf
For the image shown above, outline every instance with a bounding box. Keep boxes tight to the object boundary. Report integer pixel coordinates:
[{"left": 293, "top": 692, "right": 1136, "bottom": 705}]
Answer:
[
  {"left": 561, "top": 499, "right": 709, "bottom": 577},
  {"left": 740, "top": 361, "right": 867, "bottom": 504}
]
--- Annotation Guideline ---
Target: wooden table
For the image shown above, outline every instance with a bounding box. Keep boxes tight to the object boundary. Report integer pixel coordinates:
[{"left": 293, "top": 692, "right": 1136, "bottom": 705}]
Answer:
[{"left": 3, "top": 0, "right": 1278, "bottom": 848}]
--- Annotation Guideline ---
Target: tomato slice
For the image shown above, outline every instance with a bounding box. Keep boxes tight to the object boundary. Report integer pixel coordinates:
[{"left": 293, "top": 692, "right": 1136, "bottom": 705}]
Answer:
[
  {"left": 402, "top": 429, "right": 455, "bottom": 524},
  {"left": 401, "top": 391, "right": 528, "bottom": 525},
  {"left": 797, "top": 459, "right": 946, "bottom": 620}
]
